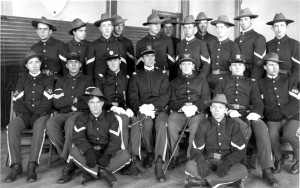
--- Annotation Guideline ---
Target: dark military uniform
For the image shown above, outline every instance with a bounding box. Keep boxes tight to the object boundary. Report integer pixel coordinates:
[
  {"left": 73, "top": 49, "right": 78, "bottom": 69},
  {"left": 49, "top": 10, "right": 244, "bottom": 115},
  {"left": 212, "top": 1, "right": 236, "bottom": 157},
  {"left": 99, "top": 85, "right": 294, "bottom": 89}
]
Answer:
[
  {"left": 258, "top": 75, "right": 299, "bottom": 161},
  {"left": 170, "top": 36, "right": 181, "bottom": 52},
  {"left": 66, "top": 39, "right": 91, "bottom": 74},
  {"left": 136, "top": 33, "right": 174, "bottom": 70},
  {"left": 234, "top": 29, "right": 266, "bottom": 80},
  {"left": 186, "top": 116, "right": 247, "bottom": 188},
  {"left": 267, "top": 35, "right": 300, "bottom": 82},
  {"left": 168, "top": 72, "right": 210, "bottom": 158},
  {"left": 46, "top": 72, "right": 94, "bottom": 161},
  {"left": 86, "top": 36, "right": 126, "bottom": 81},
  {"left": 128, "top": 67, "right": 170, "bottom": 161},
  {"left": 69, "top": 111, "right": 130, "bottom": 177},
  {"left": 7, "top": 73, "right": 54, "bottom": 166},
  {"left": 31, "top": 37, "right": 68, "bottom": 76},
  {"left": 215, "top": 75, "right": 274, "bottom": 170},
  {"left": 195, "top": 31, "right": 218, "bottom": 46}
]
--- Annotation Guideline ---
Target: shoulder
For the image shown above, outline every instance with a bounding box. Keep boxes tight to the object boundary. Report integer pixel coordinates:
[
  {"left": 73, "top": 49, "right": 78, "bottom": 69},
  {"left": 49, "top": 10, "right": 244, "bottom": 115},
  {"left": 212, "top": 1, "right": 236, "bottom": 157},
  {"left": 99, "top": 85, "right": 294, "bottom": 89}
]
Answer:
[{"left": 76, "top": 112, "right": 90, "bottom": 124}]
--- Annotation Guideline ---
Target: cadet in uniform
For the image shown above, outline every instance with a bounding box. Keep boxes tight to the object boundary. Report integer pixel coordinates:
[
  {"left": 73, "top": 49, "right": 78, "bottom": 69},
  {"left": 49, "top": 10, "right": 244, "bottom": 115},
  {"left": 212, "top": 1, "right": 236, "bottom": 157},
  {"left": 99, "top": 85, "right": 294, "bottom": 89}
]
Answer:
[
  {"left": 257, "top": 52, "right": 299, "bottom": 175},
  {"left": 266, "top": 13, "right": 299, "bottom": 83},
  {"left": 161, "top": 17, "right": 181, "bottom": 52},
  {"left": 5, "top": 51, "right": 54, "bottom": 183},
  {"left": 86, "top": 13, "right": 126, "bottom": 82},
  {"left": 69, "top": 88, "right": 131, "bottom": 186},
  {"left": 167, "top": 54, "right": 210, "bottom": 170},
  {"left": 112, "top": 14, "right": 135, "bottom": 76},
  {"left": 128, "top": 45, "right": 170, "bottom": 182},
  {"left": 195, "top": 12, "right": 218, "bottom": 45},
  {"left": 45, "top": 52, "right": 95, "bottom": 183},
  {"left": 31, "top": 16, "right": 68, "bottom": 78},
  {"left": 66, "top": 18, "right": 91, "bottom": 75},
  {"left": 214, "top": 54, "right": 279, "bottom": 187},
  {"left": 184, "top": 94, "right": 247, "bottom": 188},
  {"left": 234, "top": 8, "right": 266, "bottom": 80}
]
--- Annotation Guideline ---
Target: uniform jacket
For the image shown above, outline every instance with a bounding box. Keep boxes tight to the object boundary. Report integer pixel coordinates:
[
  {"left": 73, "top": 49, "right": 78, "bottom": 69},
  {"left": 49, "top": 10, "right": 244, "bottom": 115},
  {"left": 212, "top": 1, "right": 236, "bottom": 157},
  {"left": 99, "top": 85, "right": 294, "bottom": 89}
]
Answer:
[
  {"left": 31, "top": 37, "right": 68, "bottom": 76},
  {"left": 170, "top": 36, "right": 181, "bottom": 52},
  {"left": 195, "top": 31, "right": 218, "bottom": 46},
  {"left": 13, "top": 73, "right": 54, "bottom": 116},
  {"left": 53, "top": 72, "right": 95, "bottom": 113},
  {"left": 73, "top": 111, "right": 121, "bottom": 156},
  {"left": 234, "top": 29, "right": 266, "bottom": 80},
  {"left": 128, "top": 67, "right": 171, "bottom": 113},
  {"left": 258, "top": 75, "right": 299, "bottom": 121}
]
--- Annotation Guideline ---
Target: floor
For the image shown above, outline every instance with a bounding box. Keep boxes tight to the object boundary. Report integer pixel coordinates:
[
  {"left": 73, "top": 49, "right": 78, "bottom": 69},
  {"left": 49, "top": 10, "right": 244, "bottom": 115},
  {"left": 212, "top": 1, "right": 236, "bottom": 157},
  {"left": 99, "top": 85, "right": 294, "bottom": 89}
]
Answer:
[{"left": 0, "top": 130, "right": 299, "bottom": 188}]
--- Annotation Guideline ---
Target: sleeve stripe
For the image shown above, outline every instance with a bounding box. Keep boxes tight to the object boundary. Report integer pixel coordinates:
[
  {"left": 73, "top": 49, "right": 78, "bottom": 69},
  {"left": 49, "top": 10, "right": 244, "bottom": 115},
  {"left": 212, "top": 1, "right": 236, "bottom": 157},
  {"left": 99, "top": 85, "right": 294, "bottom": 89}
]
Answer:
[
  {"left": 175, "top": 55, "right": 179, "bottom": 61},
  {"left": 109, "top": 129, "right": 120, "bottom": 136},
  {"left": 54, "top": 93, "right": 64, "bottom": 99},
  {"left": 167, "top": 54, "right": 175, "bottom": 63},
  {"left": 292, "top": 57, "right": 300, "bottom": 65},
  {"left": 85, "top": 86, "right": 96, "bottom": 94},
  {"left": 254, "top": 50, "right": 266, "bottom": 59},
  {"left": 289, "top": 91, "right": 300, "bottom": 100},
  {"left": 121, "top": 57, "right": 127, "bottom": 64},
  {"left": 231, "top": 141, "right": 245, "bottom": 150},
  {"left": 59, "top": 54, "right": 67, "bottom": 62},
  {"left": 136, "top": 57, "right": 143, "bottom": 65},
  {"left": 201, "top": 55, "right": 211, "bottom": 64},
  {"left": 127, "top": 52, "right": 134, "bottom": 60},
  {"left": 12, "top": 91, "right": 24, "bottom": 101},
  {"left": 192, "top": 140, "right": 205, "bottom": 150},
  {"left": 74, "top": 126, "right": 86, "bottom": 132},
  {"left": 43, "top": 91, "right": 53, "bottom": 100},
  {"left": 86, "top": 57, "right": 95, "bottom": 65}
]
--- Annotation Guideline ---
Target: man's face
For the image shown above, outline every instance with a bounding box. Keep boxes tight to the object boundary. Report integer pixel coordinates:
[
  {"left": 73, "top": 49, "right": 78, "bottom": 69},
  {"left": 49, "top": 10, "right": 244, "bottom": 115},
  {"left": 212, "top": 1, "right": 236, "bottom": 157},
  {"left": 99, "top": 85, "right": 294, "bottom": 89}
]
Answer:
[
  {"left": 239, "top": 17, "right": 252, "bottom": 31},
  {"left": 180, "top": 61, "right": 194, "bottom": 75},
  {"left": 66, "top": 60, "right": 81, "bottom": 75},
  {"left": 272, "top": 22, "right": 287, "bottom": 39},
  {"left": 143, "top": 53, "right": 156, "bottom": 67},
  {"left": 113, "top": 23, "right": 124, "bottom": 36},
  {"left": 25, "top": 57, "right": 42, "bottom": 74},
  {"left": 74, "top": 26, "right": 87, "bottom": 41},
  {"left": 197, "top": 20, "right": 208, "bottom": 33},
  {"left": 99, "top": 21, "right": 113, "bottom": 38},
  {"left": 229, "top": 62, "right": 246, "bottom": 76},
  {"left": 107, "top": 58, "right": 121, "bottom": 73},
  {"left": 162, "top": 23, "right": 174, "bottom": 37},
  {"left": 88, "top": 96, "right": 104, "bottom": 116},
  {"left": 36, "top": 23, "right": 52, "bottom": 41},
  {"left": 183, "top": 24, "right": 195, "bottom": 38},
  {"left": 264, "top": 61, "right": 280, "bottom": 77},
  {"left": 210, "top": 102, "right": 227, "bottom": 120},
  {"left": 148, "top": 23, "right": 161, "bottom": 36},
  {"left": 216, "top": 23, "right": 228, "bottom": 38}
]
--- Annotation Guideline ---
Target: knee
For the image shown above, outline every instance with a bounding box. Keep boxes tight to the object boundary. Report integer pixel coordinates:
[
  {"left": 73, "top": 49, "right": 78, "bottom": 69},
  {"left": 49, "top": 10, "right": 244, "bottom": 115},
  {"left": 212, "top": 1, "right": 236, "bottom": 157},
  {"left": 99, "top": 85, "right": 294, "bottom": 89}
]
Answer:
[{"left": 185, "top": 160, "right": 197, "bottom": 174}]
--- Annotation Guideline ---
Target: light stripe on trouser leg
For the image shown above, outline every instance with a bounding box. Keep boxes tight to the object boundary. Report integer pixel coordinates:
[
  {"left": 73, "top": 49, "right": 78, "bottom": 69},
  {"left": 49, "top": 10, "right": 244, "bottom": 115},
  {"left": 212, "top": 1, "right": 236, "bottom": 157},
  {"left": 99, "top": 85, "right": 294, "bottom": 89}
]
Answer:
[
  {"left": 69, "top": 155, "right": 98, "bottom": 177},
  {"left": 6, "top": 126, "right": 12, "bottom": 166},
  {"left": 162, "top": 123, "right": 168, "bottom": 162},
  {"left": 37, "top": 129, "right": 46, "bottom": 165},
  {"left": 115, "top": 115, "right": 125, "bottom": 150}
]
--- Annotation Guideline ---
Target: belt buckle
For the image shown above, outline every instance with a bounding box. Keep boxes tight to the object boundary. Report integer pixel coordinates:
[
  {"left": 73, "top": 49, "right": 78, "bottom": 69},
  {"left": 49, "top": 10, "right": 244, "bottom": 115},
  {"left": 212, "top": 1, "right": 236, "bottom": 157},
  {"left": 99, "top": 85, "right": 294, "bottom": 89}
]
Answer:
[
  {"left": 94, "top": 145, "right": 101, "bottom": 150},
  {"left": 112, "top": 102, "right": 119, "bottom": 107},
  {"left": 232, "top": 104, "right": 239, "bottom": 109},
  {"left": 213, "top": 153, "right": 222, "bottom": 159},
  {"left": 185, "top": 102, "right": 193, "bottom": 106}
]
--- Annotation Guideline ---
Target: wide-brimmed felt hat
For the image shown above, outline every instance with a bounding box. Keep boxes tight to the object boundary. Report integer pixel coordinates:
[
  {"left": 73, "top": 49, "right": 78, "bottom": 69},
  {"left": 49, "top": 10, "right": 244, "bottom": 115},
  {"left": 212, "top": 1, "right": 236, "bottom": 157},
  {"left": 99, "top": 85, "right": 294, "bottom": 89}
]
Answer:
[
  {"left": 257, "top": 52, "right": 284, "bottom": 66},
  {"left": 229, "top": 54, "right": 247, "bottom": 64},
  {"left": 233, "top": 8, "right": 258, "bottom": 20},
  {"left": 204, "top": 94, "right": 233, "bottom": 109},
  {"left": 32, "top": 16, "right": 57, "bottom": 31},
  {"left": 94, "top": 13, "right": 113, "bottom": 27},
  {"left": 68, "top": 18, "right": 87, "bottom": 35},
  {"left": 179, "top": 54, "right": 195, "bottom": 64},
  {"left": 179, "top": 15, "right": 197, "bottom": 25},
  {"left": 196, "top": 12, "right": 213, "bottom": 21},
  {"left": 66, "top": 52, "right": 81, "bottom": 61},
  {"left": 86, "top": 87, "right": 107, "bottom": 100},
  {"left": 142, "top": 13, "right": 165, "bottom": 26},
  {"left": 105, "top": 50, "right": 121, "bottom": 61},
  {"left": 112, "top": 14, "right": 128, "bottom": 26},
  {"left": 266, "top": 12, "right": 294, "bottom": 25},
  {"left": 141, "top": 45, "right": 156, "bottom": 56},
  {"left": 211, "top": 15, "right": 235, "bottom": 27},
  {"left": 162, "top": 17, "right": 178, "bottom": 26},
  {"left": 23, "top": 50, "right": 44, "bottom": 64}
]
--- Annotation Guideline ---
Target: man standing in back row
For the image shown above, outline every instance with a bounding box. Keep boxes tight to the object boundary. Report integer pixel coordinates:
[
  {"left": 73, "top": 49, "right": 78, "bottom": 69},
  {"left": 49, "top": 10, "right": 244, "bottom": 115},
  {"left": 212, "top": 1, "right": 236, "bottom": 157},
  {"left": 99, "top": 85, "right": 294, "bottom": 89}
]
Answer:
[{"left": 195, "top": 12, "right": 218, "bottom": 45}]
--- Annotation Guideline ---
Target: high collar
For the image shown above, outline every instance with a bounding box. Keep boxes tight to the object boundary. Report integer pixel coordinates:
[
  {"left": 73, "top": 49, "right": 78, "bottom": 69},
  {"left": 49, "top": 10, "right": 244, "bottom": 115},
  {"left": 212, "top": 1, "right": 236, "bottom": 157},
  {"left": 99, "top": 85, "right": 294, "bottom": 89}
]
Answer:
[
  {"left": 147, "top": 32, "right": 162, "bottom": 40},
  {"left": 180, "top": 72, "right": 195, "bottom": 79},
  {"left": 210, "top": 115, "right": 227, "bottom": 124},
  {"left": 185, "top": 35, "right": 195, "bottom": 41},
  {"left": 230, "top": 74, "right": 245, "bottom": 79},
  {"left": 38, "top": 36, "right": 54, "bottom": 45},
  {"left": 28, "top": 71, "right": 42, "bottom": 79},
  {"left": 107, "top": 69, "right": 122, "bottom": 76},
  {"left": 144, "top": 66, "right": 155, "bottom": 71},
  {"left": 113, "top": 34, "right": 124, "bottom": 40},
  {"left": 266, "top": 75, "right": 280, "bottom": 81},
  {"left": 67, "top": 72, "right": 82, "bottom": 79},
  {"left": 218, "top": 38, "right": 230, "bottom": 44},
  {"left": 274, "top": 35, "right": 288, "bottom": 43},
  {"left": 99, "top": 35, "right": 114, "bottom": 42},
  {"left": 240, "top": 27, "right": 253, "bottom": 35},
  {"left": 71, "top": 38, "right": 87, "bottom": 46},
  {"left": 89, "top": 111, "right": 106, "bottom": 120}
]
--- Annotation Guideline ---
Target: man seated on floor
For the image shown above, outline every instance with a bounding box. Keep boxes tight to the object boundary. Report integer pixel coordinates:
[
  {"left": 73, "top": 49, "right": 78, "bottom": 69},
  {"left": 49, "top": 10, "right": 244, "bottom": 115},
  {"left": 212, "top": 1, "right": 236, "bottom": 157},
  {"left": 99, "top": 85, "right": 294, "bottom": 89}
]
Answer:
[
  {"left": 68, "top": 88, "right": 130, "bottom": 186},
  {"left": 184, "top": 94, "right": 248, "bottom": 188}
]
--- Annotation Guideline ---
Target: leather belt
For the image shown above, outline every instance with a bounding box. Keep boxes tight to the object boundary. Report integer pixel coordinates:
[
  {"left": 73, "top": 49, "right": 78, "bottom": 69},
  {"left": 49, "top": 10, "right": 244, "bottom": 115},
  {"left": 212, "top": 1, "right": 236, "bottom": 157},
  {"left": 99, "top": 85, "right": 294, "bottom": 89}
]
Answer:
[
  {"left": 279, "top": 69, "right": 291, "bottom": 75},
  {"left": 232, "top": 104, "right": 252, "bottom": 110},
  {"left": 212, "top": 69, "right": 230, "bottom": 75},
  {"left": 94, "top": 145, "right": 102, "bottom": 150},
  {"left": 42, "top": 70, "right": 58, "bottom": 76}
]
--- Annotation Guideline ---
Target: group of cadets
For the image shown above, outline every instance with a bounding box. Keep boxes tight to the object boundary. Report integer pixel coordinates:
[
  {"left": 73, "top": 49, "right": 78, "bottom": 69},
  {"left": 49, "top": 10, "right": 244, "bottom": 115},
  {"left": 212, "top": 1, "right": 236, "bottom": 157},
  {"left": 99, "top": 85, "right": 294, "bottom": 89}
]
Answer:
[{"left": 5, "top": 7, "right": 300, "bottom": 188}]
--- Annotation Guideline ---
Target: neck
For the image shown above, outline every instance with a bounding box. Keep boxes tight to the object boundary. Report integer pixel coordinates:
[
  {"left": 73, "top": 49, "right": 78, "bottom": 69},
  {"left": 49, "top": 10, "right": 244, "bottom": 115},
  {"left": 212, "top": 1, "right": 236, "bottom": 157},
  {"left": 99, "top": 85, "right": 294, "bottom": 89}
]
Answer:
[
  {"left": 186, "top": 35, "right": 195, "bottom": 41},
  {"left": 214, "top": 115, "right": 225, "bottom": 122},
  {"left": 218, "top": 36, "right": 228, "bottom": 42},
  {"left": 29, "top": 71, "right": 41, "bottom": 77},
  {"left": 102, "top": 35, "right": 111, "bottom": 39},
  {"left": 144, "top": 66, "right": 154, "bottom": 70},
  {"left": 74, "top": 37, "right": 82, "bottom": 42},
  {"left": 241, "top": 26, "right": 253, "bottom": 33},
  {"left": 41, "top": 37, "right": 50, "bottom": 43},
  {"left": 267, "top": 74, "right": 278, "bottom": 79},
  {"left": 69, "top": 72, "right": 79, "bottom": 76},
  {"left": 199, "top": 31, "right": 207, "bottom": 36},
  {"left": 113, "top": 32, "right": 121, "bottom": 38},
  {"left": 276, "top": 35, "right": 285, "bottom": 40},
  {"left": 92, "top": 110, "right": 102, "bottom": 117},
  {"left": 114, "top": 70, "right": 120, "bottom": 74}
]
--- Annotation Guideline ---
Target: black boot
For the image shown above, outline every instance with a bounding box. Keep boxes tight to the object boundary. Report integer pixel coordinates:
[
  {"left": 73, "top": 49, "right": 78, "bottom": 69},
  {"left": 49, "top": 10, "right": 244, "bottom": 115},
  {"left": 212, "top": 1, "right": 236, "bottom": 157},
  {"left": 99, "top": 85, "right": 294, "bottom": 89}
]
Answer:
[
  {"left": 57, "top": 163, "right": 76, "bottom": 183},
  {"left": 98, "top": 167, "right": 117, "bottom": 187},
  {"left": 183, "top": 176, "right": 209, "bottom": 188},
  {"left": 272, "top": 160, "right": 281, "bottom": 174},
  {"left": 143, "top": 152, "right": 154, "bottom": 168},
  {"left": 5, "top": 163, "right": 23, "bottom": 183},
  {"left": 80, "top": 171, "right": 96, "bottom": 186},
  {"left": 154, "top": 155, "right": 166, "bottom": 183},
  {"left": 120, "top": 161, "right": 143, "bottom": 179},
  {"left": 290, "top": 160, "right": 299, "bottom": 174},
  {"left": 262, "top": 168, "right": 279, "bottom": 188},
  {"left": 167, "top": 156, "right": 179, "bottom": 170},
  {"left": 27, "top": 161, "right": 37, "bottom": 182}
]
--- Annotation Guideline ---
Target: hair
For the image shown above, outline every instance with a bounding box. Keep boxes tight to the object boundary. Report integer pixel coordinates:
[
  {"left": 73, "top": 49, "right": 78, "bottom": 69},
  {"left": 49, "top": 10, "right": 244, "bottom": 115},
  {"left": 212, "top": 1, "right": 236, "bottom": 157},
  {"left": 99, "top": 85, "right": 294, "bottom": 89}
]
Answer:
[{"left": 88, "top": 95, "right": 104, "bottom": 102}]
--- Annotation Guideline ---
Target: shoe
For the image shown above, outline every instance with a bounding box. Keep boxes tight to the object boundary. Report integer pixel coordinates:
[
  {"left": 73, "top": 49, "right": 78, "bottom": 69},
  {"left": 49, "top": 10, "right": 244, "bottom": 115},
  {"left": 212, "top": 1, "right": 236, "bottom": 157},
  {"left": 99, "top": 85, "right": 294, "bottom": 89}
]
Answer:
[
  {"left": 5, "top": 163, "right": 23, "bottom": 182},
  {"left": 120, "top": 161, "right": 143, "bottom": 179},
  {"left": 143, "top": 152, "right": 154, "bottom": 168},
  {"left": 27, "top": 161, "right": 37, "bottom": 182},
  {"left": 272, "top": 160, "right": 281, "bottom": 174},
  {"left": 98, "top": 167, "right": 117, "bottom": 187},
  {"left": 183, "top": 176, "right": 209, "bottom": 188},
  {"left": 229, "top": 179, "right": 245, "bottom": 188},
  {"left": 290, "top": 160, "right": 299, "bottom": 174},
  {"left": 167, "top": 156, "right": 179, "bottom": 170},
  {"left": 57, "top": 164, "right": 76, "bottom": 184},
  {"left": 262, "top": 168, "right": 279, "bottom": 188},
  {"left": 80, "top": 171, "right": 96, "bottom": 186},
  {"left": 154, "top": 156, "right": 166, "bottom": 183}
]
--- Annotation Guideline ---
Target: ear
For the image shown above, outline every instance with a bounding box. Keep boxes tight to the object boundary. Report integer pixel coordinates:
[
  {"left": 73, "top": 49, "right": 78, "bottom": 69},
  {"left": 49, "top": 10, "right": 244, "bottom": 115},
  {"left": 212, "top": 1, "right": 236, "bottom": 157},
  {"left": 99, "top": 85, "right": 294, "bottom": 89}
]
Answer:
[
  {"left": 49, "top": 30, "right": 52, "bottom": 35},
  {"left": 65, "top": 63, "right": 69, "bottom": 69},
  {"left": 25, "top": 63, "right": 29, "bottom": 69},
  {"left": 192, "top": 64, "right": 195, "bottom": 70},
  {"left": 229, "top": 65, "right": 232, "bottom": 72},
  {"left": 263, "top": 65, "right": 267, "bottom": 70}
]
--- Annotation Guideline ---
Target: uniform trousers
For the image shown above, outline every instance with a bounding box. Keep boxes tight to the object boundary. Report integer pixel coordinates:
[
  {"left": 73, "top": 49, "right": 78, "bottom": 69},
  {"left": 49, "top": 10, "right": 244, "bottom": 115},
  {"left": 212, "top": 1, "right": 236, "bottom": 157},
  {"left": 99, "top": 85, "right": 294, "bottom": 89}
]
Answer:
[
  {"left": 267, "top": 119, "right": 299, "bottom": 161},
  {"left": 45, "top": 112, "right": 83, "bottom": 161},
  {"left": 168, "top": 112, "right": 206, "bottom": 158},
  {"left": 69, "top": 146, "right": 130, "bottom": 178},
  {"left": 185, "top": 158, "right": 248, "bottom": 188},
  {"left": 7, "top": 115, "right": 50, "bottom": 166},
  {"left": 113, "top": 113, "right": 130, "bottom": 150}
]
